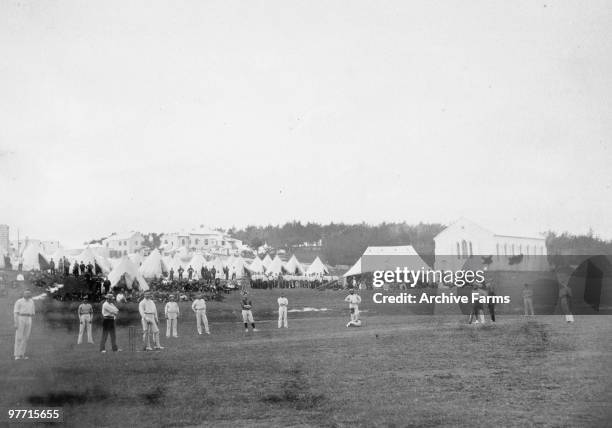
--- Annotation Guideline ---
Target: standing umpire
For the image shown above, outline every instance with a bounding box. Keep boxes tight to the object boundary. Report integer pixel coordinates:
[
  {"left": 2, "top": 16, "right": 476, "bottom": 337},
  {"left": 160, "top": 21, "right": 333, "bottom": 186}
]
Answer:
[{"left": 100, "top": 294, "right": 120, "bottom": 353}]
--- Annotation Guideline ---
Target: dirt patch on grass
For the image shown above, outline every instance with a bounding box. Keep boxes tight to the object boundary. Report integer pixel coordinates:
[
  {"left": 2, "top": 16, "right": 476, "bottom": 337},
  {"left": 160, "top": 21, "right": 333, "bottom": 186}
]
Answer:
[{"left": 262, "top": 364, "right": 325, "bottom": 410}]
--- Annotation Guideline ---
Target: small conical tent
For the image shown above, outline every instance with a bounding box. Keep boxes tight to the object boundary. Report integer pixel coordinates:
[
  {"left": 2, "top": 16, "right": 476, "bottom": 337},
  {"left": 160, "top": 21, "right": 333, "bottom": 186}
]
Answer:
[
  {"left": 343, "top": 258, "right": 362, "bottom": 277},
  {"left": 231, "top": 256, "right": 249, "bottom": 278},
  {"left": 284, "top": 254, "right": 305, "bottom": 275},
  {"left": 266, "top": 255, "right": 285, "bottom": 277},
  {"left": 139, "top": 249, "right": 168, "bottom": 278},
  {"left": 129, "top": 252, "right": 144, "bottom": 267},
  {"left": 108, "top": 256, "right": 149, "bottom": 291},
  {"left": 246, "top": 256, "right": 265, "bottom": 274},
  {"left": 77, "top": 247, "right": 111, "bottom": 274},
  {"left": 262, "top": 254, "right": 273, "bottom": 270},
  {"left": 306, "top": 256, "right": 330, "bottom": 276},
  {"left": 21, "top": 243, "right": 49, "bottom": 271},
  {"left": 188, "top": 254, "right": 207, "bottom": 278}
]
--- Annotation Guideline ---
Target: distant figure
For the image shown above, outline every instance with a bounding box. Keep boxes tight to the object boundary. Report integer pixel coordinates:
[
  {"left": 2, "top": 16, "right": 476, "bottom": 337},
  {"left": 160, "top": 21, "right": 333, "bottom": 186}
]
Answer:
[
  {"left": 200, "top": 266, "right": 206, "bottom": 281},
  {"left": 79, "top": 261, "right": 86, "bottom": 276},
  {"left": 100, "top": 294, "right": 120, "bottom": 353},
  {"left": 13, "top": 290, "right": 35, "bottom": 360},
  {"left": 73, "top": 262, "right": 80, "bottom": 277},
  {"left": 469, "top": 285, "right": 485, "bottom": 324},
  {"left": 49, "top": 258, "right": 55, "bottom": 275},
  {"left": 169, "top": 267, "right": 174, "bottom": 281},
  {"left": 231, "top": 266, "right": 237, "bottom": 280},
  {"left": 187, "top": 265, "right": 194, "bottom": 280},
  {"left": 487, "top": 285, "right": 497, "bottom": 322},
  {"left": 164, "top": 294, "right": 180, "bottom": 338},
  {"left": 178, "top": 266, "right": 184, "bottom": 281},
  {"left": 224, "top": 266, "right": 229, "bottom": 280},
  {"left": 86, "top": 262, "right": 94, "bottom": 275},
  {"left": 277, "top": 292, "right": 288, "bottom": 328},
  {"left": 102, "top": 277, "right": 111, "bottom": 295},
  {"left": 523, "top": 283, "right": 534, "bottom": 316},
  {"left": 77, "top": 296, "right": 94, "bottom": 344},
  {"left": 241, "top": 291, "right": 257, "bottom": 332},
  {"left": 210, "top": 267, "right": 216, "bottom": 280},
  {"left": 139, "top": 292, "right": 163, "bottom": 351},
  {"left": 559, "top": 284, "right": 574, "bottom": 323},
  {"left": 63, "top": 257, "right": 70, "bottom": 276},
  {"left": 344, "top": 288, "right": 362, "bottom": 327},
  {"left": 191, "top": 294, "right": 210, "bottom": 335}
]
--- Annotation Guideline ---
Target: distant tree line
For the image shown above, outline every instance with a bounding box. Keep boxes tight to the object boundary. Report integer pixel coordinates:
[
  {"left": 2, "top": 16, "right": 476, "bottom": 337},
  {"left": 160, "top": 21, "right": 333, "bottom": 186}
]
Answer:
[{"left": 229, "top": 221, "right": 446, "bottom": 266}]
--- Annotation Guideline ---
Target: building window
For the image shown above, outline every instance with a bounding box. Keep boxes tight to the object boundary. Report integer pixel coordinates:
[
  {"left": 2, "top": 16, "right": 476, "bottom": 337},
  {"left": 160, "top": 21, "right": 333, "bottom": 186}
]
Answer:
[
  {"left": 123, "top": 250, "right": 127, "bottom": 256},
  {"left": 204, "top": 239, "right": 208, "bottom": 246},
  {"left": 222, "top": 241, "right": 226, "bottom": 246},
  {"left": 195, "top": 239, "right": 199, "bottom": 245},
  {"left": 461, "top": 240, "right": 468, "bottom": 259},
  {"left": 124, "top": 241, "right": 127, "bottom": 246},
  {"left": 181, "top": 239, "right": 185, "bottom": 246},
  {"left": 164, "top": 240, "right": 168, "bottom": 244}
]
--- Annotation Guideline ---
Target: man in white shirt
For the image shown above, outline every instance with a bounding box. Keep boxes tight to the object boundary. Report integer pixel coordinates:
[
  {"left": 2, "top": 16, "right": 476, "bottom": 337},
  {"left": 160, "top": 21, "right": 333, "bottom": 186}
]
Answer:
[
  {"left": 164, "top": 294, "right": 180, "bottom": 338},
  {"left": 191, "top": 294, "right": 210, "bottom": 335},
  {"left": 139, "top": 292, "right": 163, "bottom": 350},
  {"left": 13, "top": 290, "right": 35, "bottom": 360},
  {"left": 77, "top": 296, "right": 94, "bottom": 344},
  {"left": 277, "top": 292, "right": 288, "bottom": 328},
  {"left": 344, "top": 288, "right": 362, "bottom": 327},
  {"left": 100, "top": 294, "right": 120, "bottom": 353}
]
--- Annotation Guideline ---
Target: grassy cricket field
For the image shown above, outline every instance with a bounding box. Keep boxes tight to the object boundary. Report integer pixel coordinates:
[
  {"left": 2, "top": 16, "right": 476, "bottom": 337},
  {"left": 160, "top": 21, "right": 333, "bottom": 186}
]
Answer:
[{"left": 0, "top": 287, "right": 611, "bottom": 427}]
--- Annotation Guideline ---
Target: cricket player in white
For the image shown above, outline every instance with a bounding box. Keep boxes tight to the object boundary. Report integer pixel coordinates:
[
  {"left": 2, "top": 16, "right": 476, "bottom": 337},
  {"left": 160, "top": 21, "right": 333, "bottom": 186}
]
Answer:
[
  {"left": 164, "top": 294, "right": 180, "bottom": 338},
  {"left": 77, "top": 296, "right": 94, "bottom": 344},
  {"left": 277, "top": 292, "right": 288, "bottom": 328},
  {"left": 344, "top": 289, "right": 362, "bottom": 327},
  {"left": 139, "top": 292, "right": 163, "bottom": 350},
  {"left": 13, "top": 290, "right": 35, "bottom": 360},
  {"left": 191, "top": 294, "right": 210, "bottom": 335}
]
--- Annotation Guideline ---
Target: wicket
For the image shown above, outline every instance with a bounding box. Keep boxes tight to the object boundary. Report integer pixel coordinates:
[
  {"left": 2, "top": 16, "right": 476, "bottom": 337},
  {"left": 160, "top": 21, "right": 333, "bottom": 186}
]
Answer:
[{"left": 128, "top": 326, "right": 136, "bottom": 352}]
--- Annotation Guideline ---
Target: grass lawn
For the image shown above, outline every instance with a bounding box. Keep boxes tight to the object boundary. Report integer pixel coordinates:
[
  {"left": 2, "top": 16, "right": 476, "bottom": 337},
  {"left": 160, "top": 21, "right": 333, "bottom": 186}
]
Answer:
[{"left": 0, "top": 287, "right": 611, "bottom": 427}]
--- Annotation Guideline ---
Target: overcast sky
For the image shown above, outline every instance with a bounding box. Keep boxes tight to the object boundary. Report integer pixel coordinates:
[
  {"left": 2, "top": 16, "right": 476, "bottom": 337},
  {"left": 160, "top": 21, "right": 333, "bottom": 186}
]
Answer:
[{"left": 1, "top": 0, "right": 611, "bottom": 247}]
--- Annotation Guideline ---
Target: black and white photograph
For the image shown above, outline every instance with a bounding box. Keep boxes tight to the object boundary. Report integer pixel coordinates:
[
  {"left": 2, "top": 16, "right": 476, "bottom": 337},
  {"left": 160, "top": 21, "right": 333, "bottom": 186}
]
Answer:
[{"left": 1, "top": 1, "right": 611, "bottom": 426}]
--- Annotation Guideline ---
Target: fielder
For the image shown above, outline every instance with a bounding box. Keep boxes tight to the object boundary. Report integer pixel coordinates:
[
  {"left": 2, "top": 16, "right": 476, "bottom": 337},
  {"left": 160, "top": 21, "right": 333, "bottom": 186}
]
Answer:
[
  {"left": 139, "top": 292, "right": 164, "bottom": 351},
  {"left": 100, "top": 294, "right": 120, "bottom": 353},
  {"left": 344, "top": 288, "right": 362, "bottom": 327},
  {"left": 164, "top": 294, "right": 180, "bottom": 337},
  {"left": 77, "top": 296, "right": 94, "bottom": 344},
  {"left": 191, "top": 294, "right": 210, "bottom": 335},
  {"left": 13, "top": 290, "right": 35, "bottom": 360},
  {"left": 277, "top": 292, "right": 288, "bottom": 328},
  {"left": 241, "top": 291, "right": 258, "bottom": 332}
]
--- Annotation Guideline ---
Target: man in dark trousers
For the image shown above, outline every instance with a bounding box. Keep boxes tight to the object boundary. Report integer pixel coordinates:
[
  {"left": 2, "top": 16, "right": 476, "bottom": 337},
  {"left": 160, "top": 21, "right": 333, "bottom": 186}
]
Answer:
[
  {"left": 49, "top": 258, "right": 56, "bottom": 275},
  {"left": 63, "top": 257, "right": 70, "bottom": 276},
  {"left": 178, "top": 266, "right": 184, "bottom": 281},
  {"left": 187, "top": 265, "right": 194, "bottom": 280},
  {"left": 100, "top": 294, "right": 120, "bottom": 353},
  {"left": 73, "top": 262, "right": 80, "bottom": 277},
  {"left": 169, "top": 267, "right": 174, "bottom": 281},
  {"left": 210, "top": 267, "right": 216, "bottom": 282},
  {"left": 79, "top": 261, "right": 86, "bottom": 276},
  {"left": 203, "top": 266, "right": 209, "bottom": 283}
]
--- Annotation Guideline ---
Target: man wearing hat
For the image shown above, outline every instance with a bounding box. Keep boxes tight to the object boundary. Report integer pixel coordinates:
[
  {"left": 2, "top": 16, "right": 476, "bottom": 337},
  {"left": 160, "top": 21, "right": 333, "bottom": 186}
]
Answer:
[
  {"left": 164, "top": 294, "right": 180, "bottom": 338},
  {"left": 100, "top": 294, "right": 120, "bottom": 353},
  {"left": 77, "top": 296, "right": 94, "bottom": 344},
  {"left": 191, "top": 293, "right": 210, "bottom": 335},
  {"left": 344, "top": 288, "right": 362, "bottom": 327},
  {"left": 139, "top": 292, "right": 163, "bottom": 350},
  {"left": 13, "top": 290, "right": 35, "bottom": 360},
  {"left": 241, "top": 291, "right": 257, "bottom": 332}
]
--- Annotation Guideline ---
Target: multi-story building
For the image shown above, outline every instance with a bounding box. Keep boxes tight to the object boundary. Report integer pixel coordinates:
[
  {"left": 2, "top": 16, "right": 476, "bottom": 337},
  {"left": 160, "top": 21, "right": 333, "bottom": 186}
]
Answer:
[
  {"left": 102, "top": 232, "right": 145, "bottom": 258},
  {"left": 0, "top": 224, "right": 9, "bottom": 255},
  {"left": 160, "top": 226, "right": 242, "bottom": 255}
]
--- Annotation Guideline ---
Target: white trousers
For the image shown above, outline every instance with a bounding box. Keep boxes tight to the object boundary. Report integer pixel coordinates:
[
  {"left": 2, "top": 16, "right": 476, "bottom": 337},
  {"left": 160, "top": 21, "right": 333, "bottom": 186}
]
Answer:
[
  {"left": 524, "top": 298, "right": 534, "bottom": 315},
  {"left": 242, "top": 309, "right": 254, "bottom": 324},
  {"left": 141, "top": 315, "right": 160, "bottom": 348},
  {"left": 166, "top": 314, "right": 178, "bottom": 337},
  {"left": 350, "top": 307, "right": 359, "bottom": 322},
  {"left": 565, "top": 314, "right": 575, "bottom": 323},
  {"left": 78, "top": 314, "right": 93, "bottom": 344},
  {"left": 195, "top": 310, "right": 209, "bottom": 334},
  {"left": 14, "top": 316, "right": 32, "bottom": 358},
  {"left": 278, "top": 306, "right": 288, "bottom": 328}
]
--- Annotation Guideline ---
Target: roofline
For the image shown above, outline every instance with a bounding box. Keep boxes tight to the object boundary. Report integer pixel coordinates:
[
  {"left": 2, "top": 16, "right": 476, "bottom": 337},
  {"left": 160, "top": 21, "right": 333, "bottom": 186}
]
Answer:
[{"left": 493, "top": 234, "right": 545, "bottom": 241}]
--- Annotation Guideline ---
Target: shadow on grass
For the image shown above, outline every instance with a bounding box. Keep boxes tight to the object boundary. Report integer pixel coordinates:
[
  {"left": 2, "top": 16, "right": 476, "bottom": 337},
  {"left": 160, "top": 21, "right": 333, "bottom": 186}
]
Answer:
[{"left": 261, "top": 364, "right": 325, "bottom": 410}]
